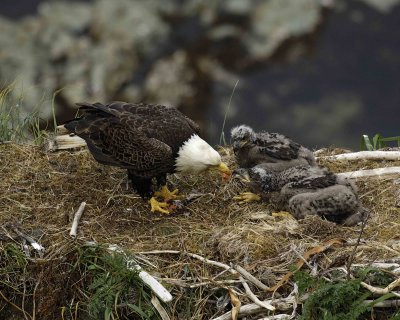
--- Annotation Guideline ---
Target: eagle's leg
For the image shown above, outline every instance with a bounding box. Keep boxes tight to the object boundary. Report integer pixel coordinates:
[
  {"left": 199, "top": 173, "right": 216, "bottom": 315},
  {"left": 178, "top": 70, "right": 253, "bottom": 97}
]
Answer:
[
  {"left": 127, "top": 171, "right": 171, "bottom": 214},
  {"left": 149, "top": 197, "right": 170, "bottom": 215},
  {"left": 233, "top": 192, "right": 261, "bottom": 204},
  {"left": 154, "top": 175, "right": 179, "bottom": 201}
]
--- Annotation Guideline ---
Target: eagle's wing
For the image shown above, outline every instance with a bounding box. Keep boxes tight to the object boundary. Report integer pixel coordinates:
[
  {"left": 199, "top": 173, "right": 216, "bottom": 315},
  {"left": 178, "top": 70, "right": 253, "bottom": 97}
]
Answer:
[
  {"left": 87, "top": 101, "right": 200, "bottom": 152},
  {"left": 255, "top": 132, "right": 301, "bottom": 160},
  {"left": 65, "top": 102, "right": 199, "bottom": 176}
]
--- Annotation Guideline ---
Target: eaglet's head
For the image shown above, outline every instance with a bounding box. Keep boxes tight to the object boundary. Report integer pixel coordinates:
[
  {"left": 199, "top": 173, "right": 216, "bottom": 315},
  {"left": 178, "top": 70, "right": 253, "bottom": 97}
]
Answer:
[
  {"left": 230, "top": 125, "right": 256, "bottom": 150},
  {"left": 233, "top": 166, "right": 274, "bottom": 191},
  {"left": 175, "top": 134, "right": 230, "bottom": 177}
]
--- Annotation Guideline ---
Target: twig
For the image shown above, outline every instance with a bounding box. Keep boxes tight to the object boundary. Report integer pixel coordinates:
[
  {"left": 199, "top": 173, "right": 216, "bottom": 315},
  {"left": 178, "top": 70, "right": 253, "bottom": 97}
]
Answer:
[
  {"left": 184, "top": 252, "right": 238, "bottom": 275},
  {"left": 69, "top": 202, "right": 86, "bottom": 237},
  {"left": 0, "top": 289, "right": 32, "bottom": 320},
  {"left": 338, "top": 167, "right": 400, "bottom": 178},
  {"left": 32, "top": 279, "right": 40, "bottom": 320},
  {"left": 239, "top": 275, "right": 275, "bottom": 311},
  {"left": 211, "top": 295, "right": 299, "bottom": 320},
  {"left": 320, "top": 151, "right": 400, "bottom": 161},
  {"left": 234, "top": 264, "right": 270, "bottom": 291},
  {"left": 211, "top": 300, "right": 269, "bottom": 320},
  {"left": 138, "top": 250, "right": 238, "bottom": 275},
  {"left": 139, "top": 250, "right": 275, "bottom": 309},
  {"left": 346, "top": 211, "right": 370, "bottom": 280},
  {"left": 361, "top": 277, "right": 400, "bottom": 296},
  {"left": 166, "top": 279, "right": 243, "bottom": 288}
]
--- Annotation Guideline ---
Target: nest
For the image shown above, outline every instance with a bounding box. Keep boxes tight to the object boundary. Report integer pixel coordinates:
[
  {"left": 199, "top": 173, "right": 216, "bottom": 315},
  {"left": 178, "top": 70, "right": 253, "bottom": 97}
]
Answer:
[{"left": 1, "top": 143, "right": 400, "bottom": 319}]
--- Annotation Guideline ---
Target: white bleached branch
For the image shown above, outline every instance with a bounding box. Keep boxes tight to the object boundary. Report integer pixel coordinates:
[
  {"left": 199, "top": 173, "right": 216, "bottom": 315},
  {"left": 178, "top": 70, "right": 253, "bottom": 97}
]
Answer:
[
  {"left": 69, "top": 202, "right": 86, "bottom": 237},
  {"left": 234, "top": 264, "right": 270, "bottom": 291},
  {"left": 319, "top": 151, "right": 400, "bottom": 161},
  {"left": 47, "top": 134, "right": 87, "bottom": 151},
  {"left": 338, "top": 167, "right": 400, "bottom": 178}
]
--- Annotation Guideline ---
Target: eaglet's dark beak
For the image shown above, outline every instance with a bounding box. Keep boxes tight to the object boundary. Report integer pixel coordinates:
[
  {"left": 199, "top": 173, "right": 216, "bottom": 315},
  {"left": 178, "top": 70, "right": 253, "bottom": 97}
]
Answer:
[{"left": 232, "top": 168, "right": 251, "bottom": 183}]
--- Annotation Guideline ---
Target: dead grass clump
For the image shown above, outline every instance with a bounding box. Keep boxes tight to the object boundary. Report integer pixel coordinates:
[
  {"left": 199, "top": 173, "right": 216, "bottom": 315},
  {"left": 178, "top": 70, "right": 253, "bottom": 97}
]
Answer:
[{"left": 1, "top": 143, "right": 400, "bottom": 319}]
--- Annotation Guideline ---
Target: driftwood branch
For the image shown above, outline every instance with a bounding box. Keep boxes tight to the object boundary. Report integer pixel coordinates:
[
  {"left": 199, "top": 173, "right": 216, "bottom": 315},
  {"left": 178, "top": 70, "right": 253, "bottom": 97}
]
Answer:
[
  {"left": 361, "top": 277, "right": 400, "bottom": 296},
  {"left": 134, "top": 265, "right": 173, "bottom": 302},
  {"left": 319, "top": 151, "right": 400, "bottom": 161},
  {"left": 338, "top": 167, "right": 400, "bottom": 178},
  {"left": 69, "top": 202, "right": 86, "bottom": 237},
  {"left": 47, "top": 134, "right": 87, "bottom": 151},
  {"left": 239, "top": 275, "right": 275, "bottom": 311}
]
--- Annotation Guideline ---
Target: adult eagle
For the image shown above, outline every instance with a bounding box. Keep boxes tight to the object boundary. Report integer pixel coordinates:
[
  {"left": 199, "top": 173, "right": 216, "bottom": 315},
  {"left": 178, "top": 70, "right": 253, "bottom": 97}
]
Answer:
[
  {"left": 64, "top": 101, "right": 231, "bottom": 214},
  {"left": 234, "top": 165, "right": 366, "bottom": 226},
  {"left": 230, "top": 125, "right": 316, "bottom": 171}
]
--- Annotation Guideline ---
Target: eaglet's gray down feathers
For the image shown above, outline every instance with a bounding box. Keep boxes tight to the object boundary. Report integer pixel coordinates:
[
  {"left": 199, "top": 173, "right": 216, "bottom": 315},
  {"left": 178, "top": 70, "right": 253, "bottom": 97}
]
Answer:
[
  {"left": 235, "top": 164, "right": 367, "bottom": 226},
  {"left": 230, "top": 125, "right": 317, "bottom": 172}
]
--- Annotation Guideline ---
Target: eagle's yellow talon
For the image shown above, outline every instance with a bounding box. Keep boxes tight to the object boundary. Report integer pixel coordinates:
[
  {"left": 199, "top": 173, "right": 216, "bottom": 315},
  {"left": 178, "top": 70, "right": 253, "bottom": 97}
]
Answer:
[
  {"left": 154, "top": 185, "right": 180, "bottom": 200},
  {"left": 149, "top": 197, "right": 170, "bottom": 214},
  {"left": 233, "top": 192, "right": 261, "bottom": 203}
]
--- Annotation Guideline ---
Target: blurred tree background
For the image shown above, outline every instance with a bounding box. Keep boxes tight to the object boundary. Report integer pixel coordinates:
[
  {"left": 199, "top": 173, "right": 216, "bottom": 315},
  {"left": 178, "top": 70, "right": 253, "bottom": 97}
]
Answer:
[{"left": 0, "top": 0, "right": 399, "bottom": 148}]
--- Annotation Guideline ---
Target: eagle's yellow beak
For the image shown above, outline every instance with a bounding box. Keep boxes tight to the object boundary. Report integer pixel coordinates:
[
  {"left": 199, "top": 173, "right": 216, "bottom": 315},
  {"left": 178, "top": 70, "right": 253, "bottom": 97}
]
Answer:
[
  {"left": 218, "top": 162, "right": 231, "bottom": 175},
  {"left": 214, "top": 162, "right": 231, "bottom": 181}
]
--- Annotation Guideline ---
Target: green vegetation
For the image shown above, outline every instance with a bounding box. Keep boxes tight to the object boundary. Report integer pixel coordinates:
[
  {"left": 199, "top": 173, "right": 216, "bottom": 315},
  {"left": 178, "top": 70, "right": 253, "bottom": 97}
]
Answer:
[
  {"left": 0, "top": 242, "right": 158, "bottom": 320},
  {"left": 219, "top": 79, "right": 239, "bottom": 146},
  {"left": 0, "top": 85, "right": 50, "bottom": 145},
  {"left": 294, "top": 268, "right": 399, "bottom": 320},
  {"left": 360, "top": 133, "right": 400, "bottom": 151},
  {"left": 72, "top": 244, "right": 157, "bottom": 320}
]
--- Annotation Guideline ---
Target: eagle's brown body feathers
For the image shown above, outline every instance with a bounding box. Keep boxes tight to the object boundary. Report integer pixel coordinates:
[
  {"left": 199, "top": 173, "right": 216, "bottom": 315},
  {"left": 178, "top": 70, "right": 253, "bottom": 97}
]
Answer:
[{"left": 64, "top": 101, "right": 200, "bottom": 198}]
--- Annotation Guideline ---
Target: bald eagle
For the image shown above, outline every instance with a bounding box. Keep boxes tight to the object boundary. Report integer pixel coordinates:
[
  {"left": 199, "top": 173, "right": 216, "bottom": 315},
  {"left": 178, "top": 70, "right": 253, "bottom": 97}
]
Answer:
[
  {"left": 230, "top": 125, "right": 316, "bottom": 172},
  {"left": 234, "top": 165, "right": 366, "bottom": 226},
  {"left": 64, "top": 101, "right": 231, "bottom": 214}
]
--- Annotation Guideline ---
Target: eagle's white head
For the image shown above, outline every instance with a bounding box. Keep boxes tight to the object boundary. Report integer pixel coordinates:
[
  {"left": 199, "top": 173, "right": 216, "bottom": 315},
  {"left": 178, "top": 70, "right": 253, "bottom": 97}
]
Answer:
[{"left": 175, "top": 135, "right": 230, "bottom": 176}]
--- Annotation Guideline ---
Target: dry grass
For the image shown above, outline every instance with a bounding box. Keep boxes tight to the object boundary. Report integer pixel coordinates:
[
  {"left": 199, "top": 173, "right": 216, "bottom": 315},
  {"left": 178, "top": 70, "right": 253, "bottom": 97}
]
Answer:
[{"left": 1, "top": 143, "right": 400, "bottom": 319}]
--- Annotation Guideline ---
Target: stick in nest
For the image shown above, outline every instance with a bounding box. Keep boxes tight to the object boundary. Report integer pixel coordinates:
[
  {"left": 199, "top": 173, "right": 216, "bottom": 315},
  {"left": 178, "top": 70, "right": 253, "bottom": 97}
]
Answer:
[
  {"left": 346, "top": 210, "right": 370, "bottom": 280},
  {"left": 319, "top": 151, "right": 400, "bottom": 161},
  {"left": 70, "top": 202, "right": 86, "bottom": 237}
]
